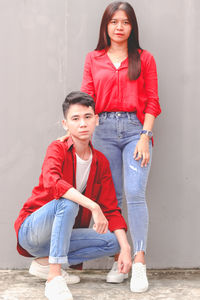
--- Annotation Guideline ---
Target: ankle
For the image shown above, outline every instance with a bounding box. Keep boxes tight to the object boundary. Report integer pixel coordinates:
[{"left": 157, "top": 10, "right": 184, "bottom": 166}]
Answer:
[
  {"left": 48, "top": 264, "right": 62, "bottom": 282},
  {"left": 134, "top": 251, "right": 145, "bottom": 264},
  {"left": 35, "top": 257, "right": 49, "bottom": 266}
]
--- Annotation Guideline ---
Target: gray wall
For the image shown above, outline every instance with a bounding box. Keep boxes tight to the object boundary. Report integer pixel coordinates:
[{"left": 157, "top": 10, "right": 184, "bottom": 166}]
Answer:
[{"left": 0, "top": 0, "right": 200, "bottom": 269}]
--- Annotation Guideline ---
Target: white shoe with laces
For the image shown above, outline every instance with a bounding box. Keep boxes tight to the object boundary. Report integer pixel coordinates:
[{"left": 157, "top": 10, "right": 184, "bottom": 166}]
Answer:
[
  {"left": 45, "top": 276, "right": 73, "bottom": 300},
  {"left": 106, "top": 261, "right": 129, "bottom": 283},
  {"left": 130, "top": 262, "right": 148, "bottom": 293},
  {"left": 29, "top": 260, "right": 80, "bottom": 284}
]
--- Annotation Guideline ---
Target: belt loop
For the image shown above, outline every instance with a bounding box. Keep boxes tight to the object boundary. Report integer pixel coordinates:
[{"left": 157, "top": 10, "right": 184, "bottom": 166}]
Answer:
[
  {"left": 104, "top": 112, "right": 107, "bottom": 119},
  {"left": 127, "top": 112, "right": 131, "bottom": 120}
]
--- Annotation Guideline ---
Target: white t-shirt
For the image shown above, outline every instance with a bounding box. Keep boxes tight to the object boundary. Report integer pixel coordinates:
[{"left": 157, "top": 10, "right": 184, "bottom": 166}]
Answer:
[{"left": 75, "top": 152, "right": 93, "bottom": 193}]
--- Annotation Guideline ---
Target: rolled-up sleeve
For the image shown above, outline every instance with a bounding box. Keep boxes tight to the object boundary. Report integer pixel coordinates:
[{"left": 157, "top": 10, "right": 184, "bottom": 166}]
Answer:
[
  {"left": 81, "top": 52, "right": 96, "bottom": 100},
  {"left": 143, "top": 53, "right": 161, "bottom": 117},
  {"left": 42, "top": 142, "right": 73, "bottom": 199}
]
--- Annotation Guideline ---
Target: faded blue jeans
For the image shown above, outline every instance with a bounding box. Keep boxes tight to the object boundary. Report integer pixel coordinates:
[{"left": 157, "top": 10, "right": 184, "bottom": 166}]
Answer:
[
  {"left": 92, "top": 112, "right": 152, "bottom": 255},
  {"left": 18, "top": 198, "right": 120, "bottom": 265}
]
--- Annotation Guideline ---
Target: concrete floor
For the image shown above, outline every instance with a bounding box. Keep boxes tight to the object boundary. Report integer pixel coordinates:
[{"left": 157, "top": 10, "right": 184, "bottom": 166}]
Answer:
[{"left": 0, "top": 269, "right": 200, "bottom": 300}]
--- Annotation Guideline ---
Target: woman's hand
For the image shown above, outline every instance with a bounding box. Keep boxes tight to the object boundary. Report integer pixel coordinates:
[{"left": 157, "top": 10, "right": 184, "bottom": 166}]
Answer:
[
  {"left": 57, "top": 133, "right": 69, "bottom": 142},
  {"left": 134, "top": 135, "right": 150, "bottom": 167}
]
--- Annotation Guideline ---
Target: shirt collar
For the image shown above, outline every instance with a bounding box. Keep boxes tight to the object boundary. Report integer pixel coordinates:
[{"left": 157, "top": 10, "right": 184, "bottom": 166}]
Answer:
[{"left": 65, "top": 136, "right": 95, "bottom": 154}]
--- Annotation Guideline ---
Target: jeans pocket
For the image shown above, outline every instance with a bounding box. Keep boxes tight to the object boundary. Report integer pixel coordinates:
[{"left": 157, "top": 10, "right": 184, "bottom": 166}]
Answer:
[{"left": 128, "top": 115, "right": 141, "bottom": 126}]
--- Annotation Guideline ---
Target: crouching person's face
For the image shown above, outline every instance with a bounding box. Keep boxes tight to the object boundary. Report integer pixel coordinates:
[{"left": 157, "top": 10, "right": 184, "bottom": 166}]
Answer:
[{"left": 62, "top": 104, "right": 99, "bottom": 142}]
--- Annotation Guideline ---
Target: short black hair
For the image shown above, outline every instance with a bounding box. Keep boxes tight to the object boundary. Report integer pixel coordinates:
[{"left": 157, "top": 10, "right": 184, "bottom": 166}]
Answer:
[{"left": 62, "top": 91, "right": 95, "bottom": 118}]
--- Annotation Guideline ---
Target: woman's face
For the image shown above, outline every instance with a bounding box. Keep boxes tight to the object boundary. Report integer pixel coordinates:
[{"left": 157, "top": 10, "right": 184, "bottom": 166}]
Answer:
[{"left": 107, "top": 10, "right": 132, "bottom": 45}]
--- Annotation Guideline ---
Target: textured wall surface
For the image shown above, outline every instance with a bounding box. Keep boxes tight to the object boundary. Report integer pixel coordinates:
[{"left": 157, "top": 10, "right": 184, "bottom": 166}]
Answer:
[{"left": 0, "top": 0, "right": 200, "bottom": 269}]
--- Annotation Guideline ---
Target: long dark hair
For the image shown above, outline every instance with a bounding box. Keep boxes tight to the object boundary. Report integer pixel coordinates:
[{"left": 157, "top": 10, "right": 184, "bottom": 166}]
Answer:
[{"left": 95, "top": 1, "right": 142, "bottom": 80}]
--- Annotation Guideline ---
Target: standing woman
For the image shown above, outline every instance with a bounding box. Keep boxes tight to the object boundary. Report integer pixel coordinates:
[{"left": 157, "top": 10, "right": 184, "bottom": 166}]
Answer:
[{"left": 81, "top": 1, "right": 161, "bottom": 293}]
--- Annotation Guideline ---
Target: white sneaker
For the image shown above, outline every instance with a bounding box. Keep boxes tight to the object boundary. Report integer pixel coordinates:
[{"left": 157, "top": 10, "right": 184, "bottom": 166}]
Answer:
[
  {"left": 130, "top": 262, "right": 148, "bottom": 293},
  {"left": 106, "top": 261, "right": 128, "bottom": 283},
  {"left": 45, "top": 276, "right": 73, "bottom": 300},
  {"left": 29, "top": 260, "right": 80, "bottom": 284}
]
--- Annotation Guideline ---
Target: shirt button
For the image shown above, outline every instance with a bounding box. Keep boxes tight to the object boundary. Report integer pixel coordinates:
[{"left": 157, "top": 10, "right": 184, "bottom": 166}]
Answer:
[{"left": 116, "top": 70, "right": 118, "bottom": 73}]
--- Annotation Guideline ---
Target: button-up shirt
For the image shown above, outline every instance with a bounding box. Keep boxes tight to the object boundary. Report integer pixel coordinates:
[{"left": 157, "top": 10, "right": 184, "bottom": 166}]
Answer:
[
  {"left": 81, "top": 49, "right": 161, "bottom": 125},
  {"left": 14, "top": 137, "right": 127, "bottom": 257}
]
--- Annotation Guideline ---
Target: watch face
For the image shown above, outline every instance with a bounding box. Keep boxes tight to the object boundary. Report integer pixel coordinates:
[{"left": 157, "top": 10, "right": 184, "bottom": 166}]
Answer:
[
  {"left": 140, "top": 130, "right": 153, "bottom": 138},
  {"left": 148, "top": 131, "right": 153, "bottom": 138}
]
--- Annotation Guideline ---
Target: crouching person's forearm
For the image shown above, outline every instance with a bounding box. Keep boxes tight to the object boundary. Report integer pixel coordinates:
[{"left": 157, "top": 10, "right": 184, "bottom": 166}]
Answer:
[{"left": 114, "top": 229, "right": 132, "bottom": 274}]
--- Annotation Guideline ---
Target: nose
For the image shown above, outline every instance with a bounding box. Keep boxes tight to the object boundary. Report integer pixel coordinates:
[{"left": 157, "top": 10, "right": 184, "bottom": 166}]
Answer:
[
  {"left": 116, "top": 22, "right": 123, "bottom": 30},
  {"left": 80, "top": 118, "right": 86, "bottom": 127}
]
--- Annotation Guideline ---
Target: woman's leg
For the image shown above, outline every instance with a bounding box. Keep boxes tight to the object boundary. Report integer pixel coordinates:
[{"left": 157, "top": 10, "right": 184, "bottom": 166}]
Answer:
[
  {"left": 123, "top": 136, "right": 152, "bottom": 293},
  {"left": 92, "top": 114, "right": 123, "bottom": 208},
  {"left": 123, "top": 137, "right": 152, "bottom": 257},
  {"left": 93, "top": 113, "right": 127, "bottom": 283}
]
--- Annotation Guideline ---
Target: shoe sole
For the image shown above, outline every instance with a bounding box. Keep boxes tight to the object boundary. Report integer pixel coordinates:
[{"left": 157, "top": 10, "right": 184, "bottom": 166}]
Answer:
[
  {"left": 45, "top": 293, "right": 73, "bottom": 300},
  {"left": 106, "top": 273, "right": 128, "bottom": 283},
  {"left": 130, "top": 288, "right": 148, "bottom": 293},
  {"left": 130, "top": 283, "right": 149, "bottom": 293}
]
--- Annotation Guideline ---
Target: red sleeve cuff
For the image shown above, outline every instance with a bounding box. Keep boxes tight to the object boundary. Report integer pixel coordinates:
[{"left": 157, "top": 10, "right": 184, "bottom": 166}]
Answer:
[
  {"left": 107, "top": 215, "right": 128, "bottom": 232},
  {"left": 54, "top": 180, "right": 73, "bottom": 199}
]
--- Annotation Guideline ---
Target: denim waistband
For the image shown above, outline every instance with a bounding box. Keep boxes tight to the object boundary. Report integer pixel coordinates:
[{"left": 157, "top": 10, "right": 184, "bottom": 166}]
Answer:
[{"left": 99, "top": 111, "right": 136, "bottom": 119}]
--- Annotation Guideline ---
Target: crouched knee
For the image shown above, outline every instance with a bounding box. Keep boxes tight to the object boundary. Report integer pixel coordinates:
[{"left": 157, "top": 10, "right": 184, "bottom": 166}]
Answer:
[{"left": 57, "top": 197, "right": 79, "bottom": 217}]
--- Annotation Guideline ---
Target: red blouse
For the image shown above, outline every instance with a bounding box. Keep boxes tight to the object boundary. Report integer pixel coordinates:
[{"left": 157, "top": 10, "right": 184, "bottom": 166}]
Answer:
[{"left": 81, "top": 49, "right": 161, "bottom": 124}]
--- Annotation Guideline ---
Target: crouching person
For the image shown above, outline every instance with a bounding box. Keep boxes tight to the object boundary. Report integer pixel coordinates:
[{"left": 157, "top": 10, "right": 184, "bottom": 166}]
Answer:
[{"left": 14, "top": 91, "right": 132, "bottom": 300}]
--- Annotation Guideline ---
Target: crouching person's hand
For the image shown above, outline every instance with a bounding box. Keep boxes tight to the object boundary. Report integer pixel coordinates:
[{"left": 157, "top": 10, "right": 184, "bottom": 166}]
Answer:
[
  {"left": 118, "top": 247, "right": 132, "bottom": 274},
  {"left": 114, "top": 229, "right": 132, "bottom": 274},
  {"left": 91, "top": 204, "right": 108, "bottom": 234}
]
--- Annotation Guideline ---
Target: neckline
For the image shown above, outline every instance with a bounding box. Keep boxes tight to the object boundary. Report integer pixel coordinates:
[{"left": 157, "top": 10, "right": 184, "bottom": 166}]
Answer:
[
  {"left": 105, "top": 52, "right": 128, "bottom": 70},
  {"left": 76, "top": 151, "right": 92, "bottom": 163}
]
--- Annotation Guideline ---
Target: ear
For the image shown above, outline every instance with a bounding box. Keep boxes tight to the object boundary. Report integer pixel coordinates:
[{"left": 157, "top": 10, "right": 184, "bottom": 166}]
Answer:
[
  {"left": 95, "top": 114, "right": 99, "bottom": 126},
  {"left": 62, "top": 119, "right": 68, "bottom": 131}
]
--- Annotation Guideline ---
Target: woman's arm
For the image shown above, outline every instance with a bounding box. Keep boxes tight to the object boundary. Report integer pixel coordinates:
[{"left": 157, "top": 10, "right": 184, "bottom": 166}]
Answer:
[
  {"left": 134, "top": 113, "right": 155, "bottom": 167},
  {"left": 134, "top": 52, "right": 161, "bottom": 167},
  {"left": 81, "top": 52, "right": 96, "bottom": 99}
]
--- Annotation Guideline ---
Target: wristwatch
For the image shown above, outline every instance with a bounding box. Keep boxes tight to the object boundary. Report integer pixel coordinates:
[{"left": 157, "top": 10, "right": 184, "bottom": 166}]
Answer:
[{"left": 140, "top": 130, "right": 153, "bottom": 139}]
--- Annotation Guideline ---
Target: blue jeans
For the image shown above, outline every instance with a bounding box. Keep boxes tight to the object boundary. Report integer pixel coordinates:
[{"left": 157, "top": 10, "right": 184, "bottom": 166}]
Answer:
[
  {"left": 92, "top": 112, "right": 152, "bottom": 255},
  {"left": 18, "top": 198, "right": 120, "bottom": 264}
]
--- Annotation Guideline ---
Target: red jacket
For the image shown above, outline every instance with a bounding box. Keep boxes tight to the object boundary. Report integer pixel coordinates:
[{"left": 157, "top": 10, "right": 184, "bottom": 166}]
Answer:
[
  {"left": 14, "top": 137, "right": 127, "bottom": 257},
  {"left": 81, "top": 49, "right": 161, "bottom": 124}
]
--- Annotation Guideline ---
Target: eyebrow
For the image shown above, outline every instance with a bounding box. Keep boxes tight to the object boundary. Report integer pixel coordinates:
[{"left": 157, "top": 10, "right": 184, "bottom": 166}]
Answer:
[
  {"left": 71, "top": 113, "right": 93, "bottom": 118},
  {"left": 110, "top": 18, "right": 129, "bottom": 20}
]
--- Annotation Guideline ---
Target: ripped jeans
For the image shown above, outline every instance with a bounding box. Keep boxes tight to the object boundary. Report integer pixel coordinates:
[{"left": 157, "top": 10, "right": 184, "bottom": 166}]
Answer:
[{"left": 92, "top": 112, "right": 152, "bottom": 255}]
